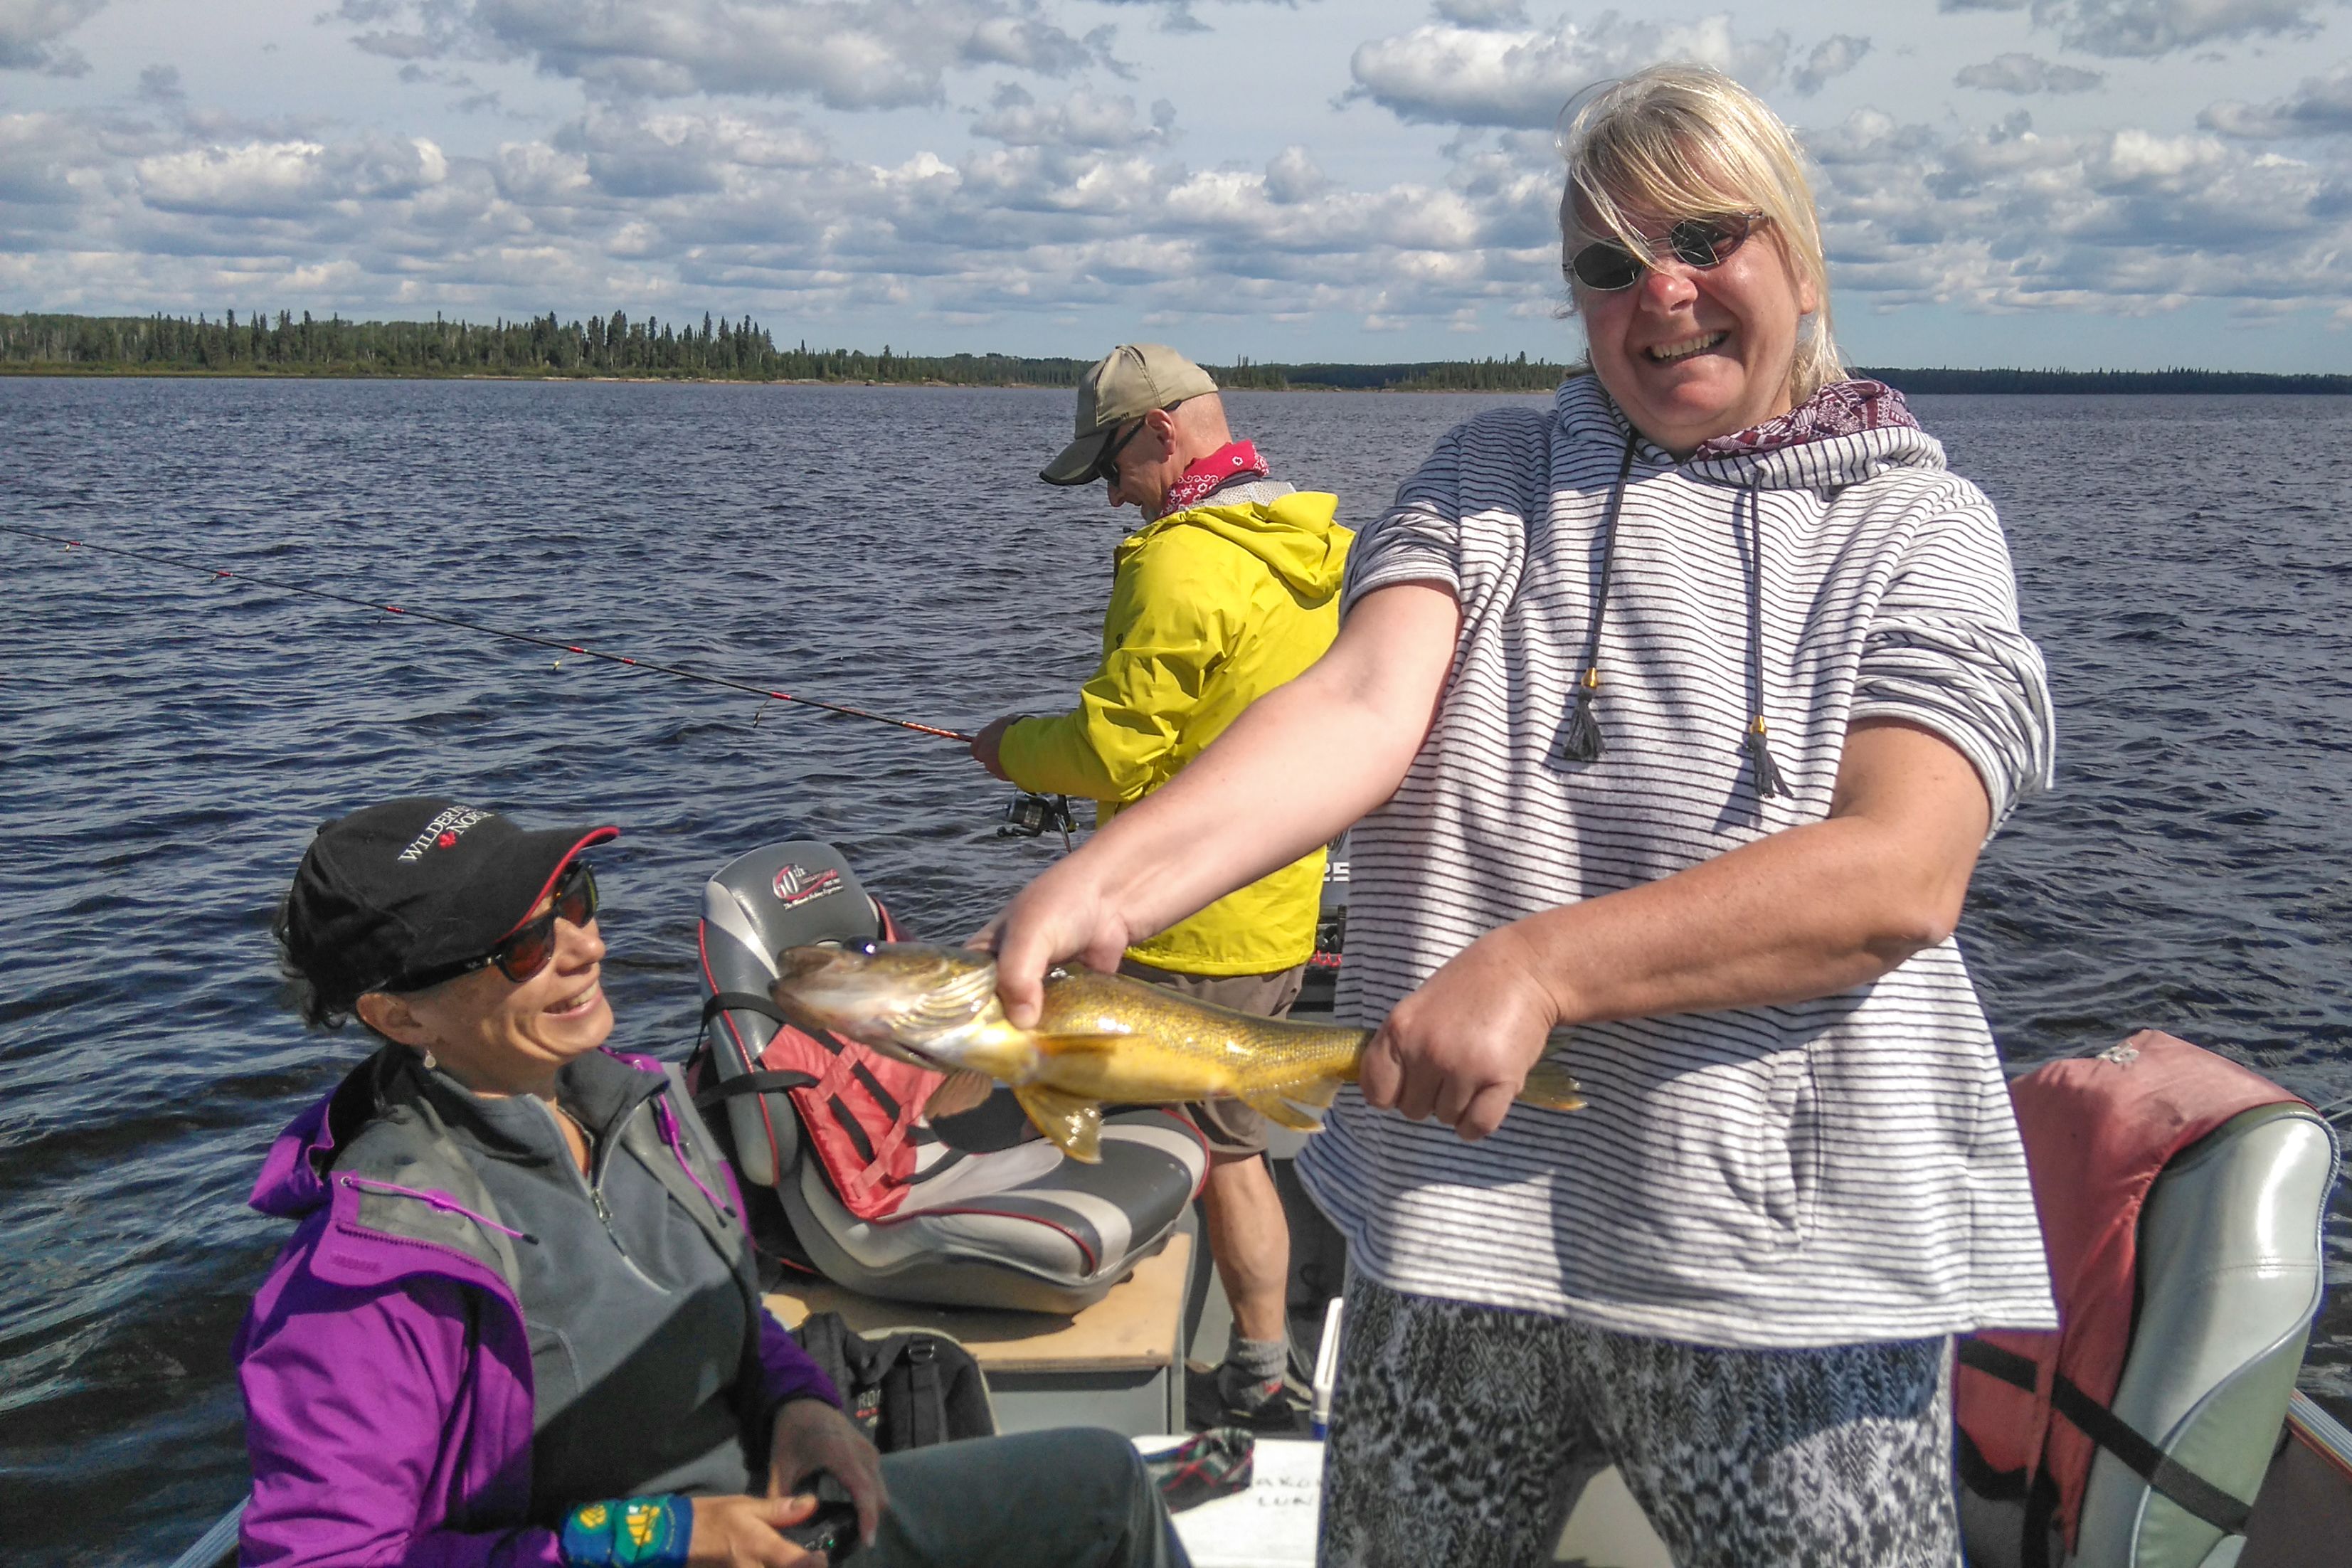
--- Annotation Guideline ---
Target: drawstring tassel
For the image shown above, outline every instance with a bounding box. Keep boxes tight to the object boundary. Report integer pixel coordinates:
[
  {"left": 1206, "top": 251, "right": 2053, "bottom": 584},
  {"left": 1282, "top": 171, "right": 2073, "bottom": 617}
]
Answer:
[
  {"left": 1744, "top": 715, "right": 1789, "bottom": 800},
  {"left": 1558, "top": 666, "right": 1605, "bottom": 763}
]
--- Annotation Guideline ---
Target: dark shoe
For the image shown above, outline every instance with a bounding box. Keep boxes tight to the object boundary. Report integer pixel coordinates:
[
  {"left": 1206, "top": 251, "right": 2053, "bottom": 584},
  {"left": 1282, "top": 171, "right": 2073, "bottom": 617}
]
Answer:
[
  {"left": 1143, "top": 1427, "right": 1256, "bottom": 1513},
  {"left": 1214, "top": 1359, "right": 1308, "bottom": 1431}
]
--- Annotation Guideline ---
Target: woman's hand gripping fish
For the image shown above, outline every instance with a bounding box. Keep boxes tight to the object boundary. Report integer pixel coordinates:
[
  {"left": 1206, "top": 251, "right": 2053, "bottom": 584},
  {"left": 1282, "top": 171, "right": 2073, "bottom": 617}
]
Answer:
[{"left": 768, "top": 941, "right": 1585, "bottom": 1163}]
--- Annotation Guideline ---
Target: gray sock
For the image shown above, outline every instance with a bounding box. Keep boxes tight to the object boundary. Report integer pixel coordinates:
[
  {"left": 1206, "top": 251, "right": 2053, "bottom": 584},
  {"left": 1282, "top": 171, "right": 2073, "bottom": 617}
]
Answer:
[{"left": 1227, "top": 1334, "right": 1288, "bottom": 1382}]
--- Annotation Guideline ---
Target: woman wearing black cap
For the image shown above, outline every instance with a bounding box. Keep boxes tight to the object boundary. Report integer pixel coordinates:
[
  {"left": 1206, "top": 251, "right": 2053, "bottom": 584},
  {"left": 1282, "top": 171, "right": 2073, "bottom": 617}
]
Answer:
[{"left": 238, "top": 797, "right": 1187, "bottom": 1568}]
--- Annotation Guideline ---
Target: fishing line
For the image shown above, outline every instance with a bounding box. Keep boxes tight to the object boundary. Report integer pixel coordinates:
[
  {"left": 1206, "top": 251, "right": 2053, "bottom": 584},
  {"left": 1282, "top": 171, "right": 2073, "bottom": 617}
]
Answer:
[{"left": 4, "top": 519, "right": 975, "bottom": 744}]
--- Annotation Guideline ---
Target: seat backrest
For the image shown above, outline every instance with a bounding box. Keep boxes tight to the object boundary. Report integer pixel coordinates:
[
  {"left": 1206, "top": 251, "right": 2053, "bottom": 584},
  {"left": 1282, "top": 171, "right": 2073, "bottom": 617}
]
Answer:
[
  {"left": 696, "top": 841, "right": 886, "bottom": 1190},
  {"left": 2073, "top": 1102, "right": 2340, "bottom": 1568}
]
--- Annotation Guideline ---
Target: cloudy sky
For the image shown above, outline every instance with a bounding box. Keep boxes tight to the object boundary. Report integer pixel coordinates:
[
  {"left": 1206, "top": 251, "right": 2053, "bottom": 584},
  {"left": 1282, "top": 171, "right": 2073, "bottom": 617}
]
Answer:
[{"left": 4, "top": 0, "right": 2349, "bottom": 371}]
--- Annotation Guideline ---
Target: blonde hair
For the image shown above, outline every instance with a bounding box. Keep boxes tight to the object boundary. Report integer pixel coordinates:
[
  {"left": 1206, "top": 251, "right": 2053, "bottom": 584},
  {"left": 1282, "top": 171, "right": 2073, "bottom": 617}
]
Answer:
[{"left": 1557, "top": 63, "right": 1843, "bottom": 403}]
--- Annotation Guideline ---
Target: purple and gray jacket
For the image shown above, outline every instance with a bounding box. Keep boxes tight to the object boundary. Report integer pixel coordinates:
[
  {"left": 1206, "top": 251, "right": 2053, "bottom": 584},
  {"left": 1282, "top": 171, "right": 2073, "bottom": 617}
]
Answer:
[{"left": 233, "top": 1046, "right": 839, "bottom": 1567}]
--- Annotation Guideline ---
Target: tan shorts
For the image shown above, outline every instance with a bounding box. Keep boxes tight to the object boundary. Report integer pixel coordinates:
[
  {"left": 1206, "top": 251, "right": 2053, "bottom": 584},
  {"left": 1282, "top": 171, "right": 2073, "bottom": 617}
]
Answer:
[{"left": 1117, "top": 957, "right": 1307, "bottom": 1160}]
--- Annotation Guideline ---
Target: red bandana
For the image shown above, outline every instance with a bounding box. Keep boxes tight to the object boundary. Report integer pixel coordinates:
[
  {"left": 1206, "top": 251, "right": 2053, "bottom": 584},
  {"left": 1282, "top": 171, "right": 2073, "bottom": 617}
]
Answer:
[
  {"left": 1689, "top": 378, "right": 1920, "bottom": 459},
  {"left": 1152, "top": 440, "right": 1270, "bottom": 519}
]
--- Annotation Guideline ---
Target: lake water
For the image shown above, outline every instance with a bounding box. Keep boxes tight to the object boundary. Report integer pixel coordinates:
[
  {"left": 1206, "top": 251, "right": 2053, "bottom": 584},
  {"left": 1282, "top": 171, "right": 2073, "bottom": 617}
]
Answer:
[{"left": 4, "top": 377, "right": 2348, "bottom": 1564}]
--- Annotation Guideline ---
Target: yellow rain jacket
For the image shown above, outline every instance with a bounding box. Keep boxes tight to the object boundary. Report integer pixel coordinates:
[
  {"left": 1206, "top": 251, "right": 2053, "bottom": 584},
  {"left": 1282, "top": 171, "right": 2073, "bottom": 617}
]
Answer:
[{"left": 999, "top": 489, "right": 1352, "bottom": 976}]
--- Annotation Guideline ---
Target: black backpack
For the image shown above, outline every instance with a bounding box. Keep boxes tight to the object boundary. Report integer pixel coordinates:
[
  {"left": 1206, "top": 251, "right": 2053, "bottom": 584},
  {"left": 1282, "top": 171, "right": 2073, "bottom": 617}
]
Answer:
[{"left": 790, "top": 1311, "right": 995, "bottom": 1452}]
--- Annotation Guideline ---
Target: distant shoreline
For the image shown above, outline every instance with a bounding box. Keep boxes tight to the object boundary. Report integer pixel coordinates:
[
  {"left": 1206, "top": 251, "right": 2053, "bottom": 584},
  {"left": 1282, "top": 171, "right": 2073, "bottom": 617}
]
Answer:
[
  {"left": 6, "top": 363, "right": 2350, "bottom": 396},
  {"left": 4, "top": 309, "right": 2347, "bottom": 395}
]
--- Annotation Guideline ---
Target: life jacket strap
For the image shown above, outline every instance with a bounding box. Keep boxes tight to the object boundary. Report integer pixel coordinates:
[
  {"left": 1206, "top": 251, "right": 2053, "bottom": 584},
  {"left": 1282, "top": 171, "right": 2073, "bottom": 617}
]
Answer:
[
  {"left": 702, "top": 990, "right": 792, "bottom": 1029},
  {"left": 699, "top": 990, "right": 926, "bottom": 1202},
  {"left": 692, "top": 1070, "right": 821, "bottom": 1108},
  {"left": 1956, "top": 1337, "right": 2254, "bottom": 1536}
]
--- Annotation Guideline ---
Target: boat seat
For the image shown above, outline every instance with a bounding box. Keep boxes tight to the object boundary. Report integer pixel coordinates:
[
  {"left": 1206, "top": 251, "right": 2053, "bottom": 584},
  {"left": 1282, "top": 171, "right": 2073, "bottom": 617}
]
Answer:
[
  {"left": 2071, "top": 1101, "right": 2338, "bottom": 1568},
  {"left": 696, "top": 839, "right": 1207, "bottom": 1315},
  {"left": 1962, "top": 1101, "right": 2339, "bottom": 1568}
]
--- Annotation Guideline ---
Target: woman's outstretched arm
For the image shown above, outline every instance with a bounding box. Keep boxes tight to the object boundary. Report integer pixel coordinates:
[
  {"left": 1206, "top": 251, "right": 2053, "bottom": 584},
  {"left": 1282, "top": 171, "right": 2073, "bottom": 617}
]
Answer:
[
  {"left": 1360, "top": 716, "right": 1996, "bottom": 1140},
  {"left": 986, "top": 581, "right": 1461, "bottom": 1026}
]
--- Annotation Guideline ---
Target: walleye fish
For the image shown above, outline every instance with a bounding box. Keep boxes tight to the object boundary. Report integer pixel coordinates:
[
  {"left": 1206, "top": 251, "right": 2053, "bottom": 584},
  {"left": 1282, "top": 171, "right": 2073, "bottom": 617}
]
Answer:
[{"left": 768, "top": 941, "right": 1585, "bottom": 1163}]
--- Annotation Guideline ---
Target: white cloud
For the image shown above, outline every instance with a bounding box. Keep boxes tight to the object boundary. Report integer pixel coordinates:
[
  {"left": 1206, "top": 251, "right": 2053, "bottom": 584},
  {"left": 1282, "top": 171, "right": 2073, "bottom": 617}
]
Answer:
[
  {"left": 2202, "top": 60, "right": 2352, "bottom": 137},
  {"left": 1808, "top": 107, "right": 2348, "bottom": 315},
  {"left": 2051, "top": 0, "right": 2340, "bottom": 58},
  {"left": 1434, "top": 0, "right": 1531, "bottom": 25},
  {"left": 136, "top": 142, "right": 336, "bottom": 218},
  {"left": 543, "top": 107, "right": 829, "bottom": 199},
  {"left": 0, "top": 108, "right": 120, "bottom": 205},
  {"left": 6, "top": 0, "right": 2351, "bottom": 359},
  {"left": 0, "top": 0, "right": 105, "bottom": 75},
  {"left": 1346, "top": 12, "right": 1791, "bottom": 130},
  {"left": 1939, "top": 0, "right": 2344, "bottom": 59},
  {"left": 1791, "top": 33, "right": 1870, "bottom": 95},
  {"left": 330, "top": 0, "right": 1106, "bottom": 110},
  {"left": 1264, "top": 144, "right": 1328, "bottom": 203},
  {"left": 1954, "top": 52, "right": 2107, "bottom": 93},
  {"left": 972, "top": 83, "right": 1172, "bottom": 148},
  {"left": 136, "top": 135, "right": 450, "bottom": 217}
]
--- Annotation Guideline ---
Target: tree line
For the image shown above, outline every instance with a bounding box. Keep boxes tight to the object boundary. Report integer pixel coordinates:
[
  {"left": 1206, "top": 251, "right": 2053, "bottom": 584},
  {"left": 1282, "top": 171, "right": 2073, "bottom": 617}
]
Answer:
[
  {"left": 1, "top": 310, "right": 2344, "bottom": 394},
  {"left": 0, "top": 311, "right": 1566, "bottom": 391},
  {"left": 0, "top": 309, "right": 1098, "bottom": 385}
]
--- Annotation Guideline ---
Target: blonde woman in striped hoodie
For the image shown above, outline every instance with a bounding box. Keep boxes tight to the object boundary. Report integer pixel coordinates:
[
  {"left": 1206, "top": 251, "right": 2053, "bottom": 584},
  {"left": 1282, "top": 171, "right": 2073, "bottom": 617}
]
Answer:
[{"left": 987, "top": 63, "right": 2054, "bottom": 1568}]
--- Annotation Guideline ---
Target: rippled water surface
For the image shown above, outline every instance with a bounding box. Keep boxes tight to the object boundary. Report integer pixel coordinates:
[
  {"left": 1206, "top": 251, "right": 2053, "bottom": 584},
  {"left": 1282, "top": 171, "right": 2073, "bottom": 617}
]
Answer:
[{"left": 4, "top": 378, "right": 2348, "bottom": 1564}]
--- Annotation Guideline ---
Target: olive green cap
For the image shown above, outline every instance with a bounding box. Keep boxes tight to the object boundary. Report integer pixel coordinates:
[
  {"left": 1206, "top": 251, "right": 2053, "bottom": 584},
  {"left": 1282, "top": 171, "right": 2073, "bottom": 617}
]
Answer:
[{"left": 1039, "top": 343, "right": 1219, "bottom": 487}]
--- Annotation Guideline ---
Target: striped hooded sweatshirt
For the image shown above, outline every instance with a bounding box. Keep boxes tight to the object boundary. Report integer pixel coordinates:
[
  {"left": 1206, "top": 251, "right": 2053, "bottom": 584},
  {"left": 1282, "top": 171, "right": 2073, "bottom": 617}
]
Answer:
[{"left": 1296, "top": 374, "right": 2060, "bottom": 1348}]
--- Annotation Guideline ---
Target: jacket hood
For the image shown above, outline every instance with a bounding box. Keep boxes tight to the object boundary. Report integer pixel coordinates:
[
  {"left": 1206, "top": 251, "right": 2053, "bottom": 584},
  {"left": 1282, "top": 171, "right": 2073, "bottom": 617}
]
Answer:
[
  {"left": 1564, "top": 374, "right": 1948, "bottom": 492},
  {"left": 249, "top": 1046, "right": 398, "bottom": 1221},
  {"left": 1123, "top": 487, "right": 1350, "bottom": 598}
]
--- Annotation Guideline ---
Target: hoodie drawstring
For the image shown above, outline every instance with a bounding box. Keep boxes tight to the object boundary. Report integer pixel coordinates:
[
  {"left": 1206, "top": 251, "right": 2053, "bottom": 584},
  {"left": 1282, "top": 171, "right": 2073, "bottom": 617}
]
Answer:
[
  {"left": 1553, "top": 430, "right": 1789, "bottom": 802},
  {"left": 1554, "top": 434, "right": 1638, "bottom": 766},
  {"left": 1737, "top": 487, "right": 1790, "bottom": 800}
]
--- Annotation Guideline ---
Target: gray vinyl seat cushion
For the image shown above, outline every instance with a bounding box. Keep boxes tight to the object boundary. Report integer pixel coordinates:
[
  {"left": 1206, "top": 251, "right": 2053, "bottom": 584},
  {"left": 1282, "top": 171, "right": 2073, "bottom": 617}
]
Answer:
[
  {"left": 1962, "top": 1101, "right": 2339, "bottom": 1568},
  {"left": 2071, "top": 1102, "right": 2338, "bottom": 1568},
  {"left": 696, "top": 840, "right": 1205, "bottom": 1316}
]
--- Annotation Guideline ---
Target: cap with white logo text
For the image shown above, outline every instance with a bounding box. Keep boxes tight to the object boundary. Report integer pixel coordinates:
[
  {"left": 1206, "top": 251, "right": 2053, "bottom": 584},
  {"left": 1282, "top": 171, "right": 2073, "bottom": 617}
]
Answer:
[{"left": 277, "top": 797, "right": 617, "bottom": 1013}]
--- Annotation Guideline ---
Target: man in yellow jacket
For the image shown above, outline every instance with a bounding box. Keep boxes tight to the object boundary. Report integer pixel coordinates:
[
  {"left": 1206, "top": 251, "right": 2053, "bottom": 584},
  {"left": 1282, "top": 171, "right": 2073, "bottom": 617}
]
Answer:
[{"left": 973, "top": 343, "right": 1350, "bottom": 1425}]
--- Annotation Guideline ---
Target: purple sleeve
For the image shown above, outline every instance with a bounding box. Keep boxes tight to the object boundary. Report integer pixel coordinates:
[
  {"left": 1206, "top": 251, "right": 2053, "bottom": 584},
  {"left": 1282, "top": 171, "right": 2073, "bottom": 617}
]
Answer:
[
  {"left": 237, "top": 1268, "right": 563, "bottom": 1568},
  {"left": 757, "top": 1306, "right": 843, "bottom": 1414}
]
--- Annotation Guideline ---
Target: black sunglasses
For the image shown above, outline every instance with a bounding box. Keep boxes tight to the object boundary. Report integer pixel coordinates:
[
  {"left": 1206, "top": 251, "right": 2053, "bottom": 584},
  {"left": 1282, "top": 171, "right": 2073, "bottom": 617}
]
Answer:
[
  {"left": 1087, "top": 402, "right": 1182, "bottom": 485},
  {"left": 1564, "top": 212, "right": 1764, "bottom": 292},
  {"left": 392, "top": 861, "right": 599, "bottom": 992}
]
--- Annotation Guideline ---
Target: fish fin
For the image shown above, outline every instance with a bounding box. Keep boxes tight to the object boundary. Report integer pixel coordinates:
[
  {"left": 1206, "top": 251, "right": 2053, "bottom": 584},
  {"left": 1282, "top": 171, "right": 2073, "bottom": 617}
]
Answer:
[
  {"left": 1516, "top": 1059, "right": 1586, "bottom": 1113},
  {"left": 1029, "top": 1032, "right": 1125, "bottom": 1056},
  {"left": 923, "top": 1069, "right": 995, "bottom": 1121},
  {"left": 1014, "top": 1084, "right": 1105, "bottom": 1164},
  {"left": 1281, "top": 1076, "right": 1342, "bottom": 1110},
  {"left": 1241, "top": 1092, "right": 1330, "bottom": 1133}
]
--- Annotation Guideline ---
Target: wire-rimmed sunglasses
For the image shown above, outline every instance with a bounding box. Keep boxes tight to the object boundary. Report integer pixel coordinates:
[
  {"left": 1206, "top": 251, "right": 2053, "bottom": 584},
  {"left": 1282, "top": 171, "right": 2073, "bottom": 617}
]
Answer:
[
  {"left": 1564, "top": 212, "right": 1765, "bottom": 292},
  {"left": 1086, "top": 402, "right": 1182, "bottom": 485},
  {"left": 391, "top": 861, "right": 599, "bottom": 992}
]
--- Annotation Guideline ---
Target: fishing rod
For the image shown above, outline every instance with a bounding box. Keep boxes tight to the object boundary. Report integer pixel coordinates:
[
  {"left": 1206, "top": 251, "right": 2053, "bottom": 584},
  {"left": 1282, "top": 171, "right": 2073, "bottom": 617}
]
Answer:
[{"left": 3, "top": 519, "right": 975, "bottom": 744}]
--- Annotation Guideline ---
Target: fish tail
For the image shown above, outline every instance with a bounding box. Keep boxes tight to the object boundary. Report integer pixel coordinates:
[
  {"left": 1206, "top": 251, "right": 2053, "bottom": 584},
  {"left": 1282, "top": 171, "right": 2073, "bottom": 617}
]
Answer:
[{"left": 1516, "top": 1057, "right": 1586, "bottom": 1113}]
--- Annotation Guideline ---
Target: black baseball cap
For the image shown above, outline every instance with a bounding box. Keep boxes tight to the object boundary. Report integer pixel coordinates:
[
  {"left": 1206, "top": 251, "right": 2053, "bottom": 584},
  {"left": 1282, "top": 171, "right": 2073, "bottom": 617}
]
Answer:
[{"left": 278, "top": 797, "right": 618, "bottom": 1011}]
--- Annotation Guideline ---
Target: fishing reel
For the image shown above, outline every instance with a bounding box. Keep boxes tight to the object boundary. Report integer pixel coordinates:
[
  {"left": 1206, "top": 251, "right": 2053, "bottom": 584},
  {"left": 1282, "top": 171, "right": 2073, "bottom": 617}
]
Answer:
[{"left": 996, "top": 790, "right": 1077, "bottom": 851}]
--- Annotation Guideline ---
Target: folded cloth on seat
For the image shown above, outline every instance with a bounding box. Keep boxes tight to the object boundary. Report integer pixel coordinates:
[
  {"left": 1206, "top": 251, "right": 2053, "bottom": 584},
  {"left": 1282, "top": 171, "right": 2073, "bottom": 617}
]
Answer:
[{"left": 1143, "top": 1427, "right": 1254, "bottom": 1513}]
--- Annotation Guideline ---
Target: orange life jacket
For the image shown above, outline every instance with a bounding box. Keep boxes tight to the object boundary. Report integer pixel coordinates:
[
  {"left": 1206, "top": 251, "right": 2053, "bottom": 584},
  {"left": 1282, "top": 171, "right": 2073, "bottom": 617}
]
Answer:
[
  {"left": 698, "top": 903, "right": 943, "bottom": 1221},
  {"left": 1956, "top": 1030, "right": 2297, "bottom": 1554}
]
